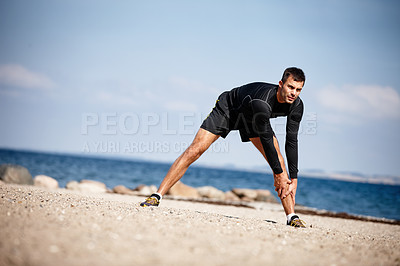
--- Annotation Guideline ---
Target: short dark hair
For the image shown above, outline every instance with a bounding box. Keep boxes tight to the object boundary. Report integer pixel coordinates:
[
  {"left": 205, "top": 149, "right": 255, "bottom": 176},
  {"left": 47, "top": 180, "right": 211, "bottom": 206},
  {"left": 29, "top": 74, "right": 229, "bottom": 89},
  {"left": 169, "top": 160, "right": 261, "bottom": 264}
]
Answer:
[{"left": 281, "top": 67, "right": 306, "bottom": 85}]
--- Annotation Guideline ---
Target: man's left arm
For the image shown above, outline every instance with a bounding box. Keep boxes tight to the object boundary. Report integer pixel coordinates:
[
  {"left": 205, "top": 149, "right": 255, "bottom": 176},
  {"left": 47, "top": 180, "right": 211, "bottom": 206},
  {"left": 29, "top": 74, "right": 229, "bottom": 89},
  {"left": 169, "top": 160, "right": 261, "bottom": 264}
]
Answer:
[{"left": 284, "top": 100, "right": 304, "bottom": 201}]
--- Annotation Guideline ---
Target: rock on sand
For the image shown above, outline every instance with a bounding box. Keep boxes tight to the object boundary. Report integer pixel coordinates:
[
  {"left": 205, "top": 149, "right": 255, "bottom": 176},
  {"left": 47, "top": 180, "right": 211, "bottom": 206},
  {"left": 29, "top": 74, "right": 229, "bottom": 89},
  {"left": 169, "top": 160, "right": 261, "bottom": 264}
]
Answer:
[
  {"left": 33, "top": 175, "right": 59, "bottom": 189},
  {"left": 0, "top": 164, "right": 33, "bottom": 185},
  {"left": 167, "top": 181, "right": 200, "bottom": 198},
  {"left": 113, "top": 185, "right": 135, "bottom": 195},
  {"left": 197, "top": 186, "right": 226, "bottom": 200},
  {"left": 66, "top": 179, "right": 107, "bottom": 193}
]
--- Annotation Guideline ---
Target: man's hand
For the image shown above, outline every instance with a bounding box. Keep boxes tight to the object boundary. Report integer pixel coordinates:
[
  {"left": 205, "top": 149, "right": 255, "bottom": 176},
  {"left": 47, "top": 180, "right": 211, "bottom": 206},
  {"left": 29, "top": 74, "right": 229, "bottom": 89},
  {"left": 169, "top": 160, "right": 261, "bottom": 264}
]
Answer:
[
  {"left": 273, "top": 172, "right": 292, "bottom": 199},
  {"left": 285, "top": 178, "right": 298, "bottom": 206}
]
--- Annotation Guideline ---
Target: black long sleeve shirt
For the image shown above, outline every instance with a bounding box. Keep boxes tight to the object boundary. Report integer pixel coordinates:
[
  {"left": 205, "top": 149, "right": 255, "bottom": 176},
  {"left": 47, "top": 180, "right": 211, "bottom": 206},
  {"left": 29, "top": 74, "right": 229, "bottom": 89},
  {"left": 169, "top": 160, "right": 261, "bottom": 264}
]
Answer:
[{"left": 227, "top": 82, "right": 304, "bottom": 179}]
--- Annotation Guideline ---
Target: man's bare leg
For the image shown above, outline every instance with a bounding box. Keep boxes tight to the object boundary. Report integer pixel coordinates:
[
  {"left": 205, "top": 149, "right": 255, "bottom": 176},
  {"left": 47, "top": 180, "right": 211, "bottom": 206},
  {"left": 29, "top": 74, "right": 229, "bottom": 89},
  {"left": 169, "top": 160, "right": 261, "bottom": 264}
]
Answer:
[
  {"left": 249, "top": 136, "right": 294, "bottom": 215},
  {"left": 157, "top": 128, "right": 220, "bottom": 195}
]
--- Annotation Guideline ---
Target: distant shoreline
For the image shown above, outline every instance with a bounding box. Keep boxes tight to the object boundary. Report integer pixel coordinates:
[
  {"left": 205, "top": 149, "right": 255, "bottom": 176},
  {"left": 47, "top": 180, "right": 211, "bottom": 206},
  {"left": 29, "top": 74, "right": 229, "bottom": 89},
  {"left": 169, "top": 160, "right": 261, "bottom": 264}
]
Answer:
[{"left": 300, "top": 172, "right": 400, "bottom": 186}]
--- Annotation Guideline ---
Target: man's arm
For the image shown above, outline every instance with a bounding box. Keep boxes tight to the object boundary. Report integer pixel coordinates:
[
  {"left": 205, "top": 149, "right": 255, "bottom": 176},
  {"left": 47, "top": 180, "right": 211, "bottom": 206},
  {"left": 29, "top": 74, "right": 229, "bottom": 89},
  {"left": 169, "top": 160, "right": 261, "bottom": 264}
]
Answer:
[
  {"left": 250, "top": 136, "right": 292, "bottom": 201},
  {"left": 251, "top": 100, "right": 283, "bottom": 175},
  {"left": 282, "top": 100, "right": 303, "bottom": 201},
  {"left": 285, "top": 100, "right": 304, "bottom": 179},
  {"left": 251, "top": 100, "right": 294, "bottom": 199}
]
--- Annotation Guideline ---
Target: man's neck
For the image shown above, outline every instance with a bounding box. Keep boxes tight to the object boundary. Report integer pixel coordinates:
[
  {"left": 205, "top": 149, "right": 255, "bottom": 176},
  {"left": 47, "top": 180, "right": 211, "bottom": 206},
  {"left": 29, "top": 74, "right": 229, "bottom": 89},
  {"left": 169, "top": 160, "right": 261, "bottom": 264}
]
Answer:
[{"left": 276, "top": 89, "right": 285, "bottom": 104}]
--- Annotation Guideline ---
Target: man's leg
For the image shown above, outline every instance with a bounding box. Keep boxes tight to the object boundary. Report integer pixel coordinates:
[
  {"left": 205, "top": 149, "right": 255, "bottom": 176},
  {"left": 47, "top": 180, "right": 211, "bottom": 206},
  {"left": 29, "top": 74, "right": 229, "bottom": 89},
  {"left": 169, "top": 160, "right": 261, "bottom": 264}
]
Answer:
[
  {"left": 157, "top": 128, "right": 220, "bottom": 195},
  {"left": 249, "top": 136, "right": 294, "bottom": 215}
]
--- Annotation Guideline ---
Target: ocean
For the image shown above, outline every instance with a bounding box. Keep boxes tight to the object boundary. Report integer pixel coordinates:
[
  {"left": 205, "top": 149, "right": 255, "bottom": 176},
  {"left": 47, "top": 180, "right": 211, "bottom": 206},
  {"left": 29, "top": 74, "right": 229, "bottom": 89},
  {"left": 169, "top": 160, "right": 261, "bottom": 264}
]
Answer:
[{"left": 1, "top": 148, "right": 399, "bottom": 221}]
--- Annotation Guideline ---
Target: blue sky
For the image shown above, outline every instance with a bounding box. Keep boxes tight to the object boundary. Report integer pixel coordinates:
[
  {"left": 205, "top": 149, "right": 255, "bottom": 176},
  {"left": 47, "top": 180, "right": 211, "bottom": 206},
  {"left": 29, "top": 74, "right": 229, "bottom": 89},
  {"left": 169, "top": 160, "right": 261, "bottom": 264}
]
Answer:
[{"left": 0, "top": 0, "right": 399, "bottom": 177}]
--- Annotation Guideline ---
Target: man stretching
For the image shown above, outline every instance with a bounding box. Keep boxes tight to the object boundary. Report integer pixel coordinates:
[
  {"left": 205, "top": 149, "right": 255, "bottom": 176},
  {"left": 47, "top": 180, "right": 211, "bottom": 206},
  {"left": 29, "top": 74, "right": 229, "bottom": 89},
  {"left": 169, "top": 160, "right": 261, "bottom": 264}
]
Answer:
[{"left": 140, "top": 67, "right": 306, "bottom": 227}]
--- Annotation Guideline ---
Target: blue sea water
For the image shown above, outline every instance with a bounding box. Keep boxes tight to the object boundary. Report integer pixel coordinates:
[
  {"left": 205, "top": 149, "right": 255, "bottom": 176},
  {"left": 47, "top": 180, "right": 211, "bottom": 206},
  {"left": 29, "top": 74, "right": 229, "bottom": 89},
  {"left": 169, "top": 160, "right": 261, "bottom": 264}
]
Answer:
[{"left": 1, "top": 148, "right": 399, "bottom": 221}]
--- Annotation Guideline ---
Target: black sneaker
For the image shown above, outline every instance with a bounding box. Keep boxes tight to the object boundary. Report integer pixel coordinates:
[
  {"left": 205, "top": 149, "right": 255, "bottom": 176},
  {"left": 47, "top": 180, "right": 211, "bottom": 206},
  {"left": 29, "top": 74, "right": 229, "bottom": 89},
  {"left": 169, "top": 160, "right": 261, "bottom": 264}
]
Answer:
[{"left": 287, "top": 215, "right": 306, "bottom": 228}]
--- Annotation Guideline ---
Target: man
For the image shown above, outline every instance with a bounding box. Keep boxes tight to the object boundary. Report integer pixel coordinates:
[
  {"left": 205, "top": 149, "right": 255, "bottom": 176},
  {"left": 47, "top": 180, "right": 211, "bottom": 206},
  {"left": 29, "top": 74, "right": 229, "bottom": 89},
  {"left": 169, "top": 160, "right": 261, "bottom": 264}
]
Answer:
[{"left": 140, "top": 67, "right": 306, "bottom": 228}]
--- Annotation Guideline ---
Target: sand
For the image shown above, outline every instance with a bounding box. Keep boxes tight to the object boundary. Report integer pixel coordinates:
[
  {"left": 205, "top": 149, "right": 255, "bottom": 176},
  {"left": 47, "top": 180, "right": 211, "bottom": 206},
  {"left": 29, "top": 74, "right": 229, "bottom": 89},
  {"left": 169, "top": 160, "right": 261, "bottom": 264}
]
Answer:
[{"left": 1, "top": 183, "right": 399, "bottom": 266}]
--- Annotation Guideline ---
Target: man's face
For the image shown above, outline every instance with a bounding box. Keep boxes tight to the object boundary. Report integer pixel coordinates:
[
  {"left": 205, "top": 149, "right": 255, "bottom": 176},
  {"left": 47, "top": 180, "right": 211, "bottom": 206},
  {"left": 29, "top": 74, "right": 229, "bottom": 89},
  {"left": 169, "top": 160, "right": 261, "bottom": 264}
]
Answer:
[{"left": 277, "top": 75, "right": 304, "bottom": 104}]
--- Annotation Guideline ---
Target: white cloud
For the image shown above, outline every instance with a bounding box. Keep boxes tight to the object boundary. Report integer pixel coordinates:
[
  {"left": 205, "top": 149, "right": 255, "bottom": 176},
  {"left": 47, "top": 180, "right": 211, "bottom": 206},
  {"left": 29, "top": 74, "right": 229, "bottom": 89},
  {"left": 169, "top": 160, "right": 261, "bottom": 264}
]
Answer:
[
  {"left": 317, "top": 84, "right": 400, "bottom": 120},
  {"left": 0, "top": 64, "right": 55, "bottom": 90}
]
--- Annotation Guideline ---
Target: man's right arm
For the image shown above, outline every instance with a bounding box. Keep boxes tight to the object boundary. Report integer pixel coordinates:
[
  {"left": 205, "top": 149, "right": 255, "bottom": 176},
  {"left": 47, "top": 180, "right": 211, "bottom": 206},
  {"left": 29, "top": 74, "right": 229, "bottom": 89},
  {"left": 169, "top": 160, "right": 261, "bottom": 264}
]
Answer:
[
  {"left": 285, "top": 100, "right": 304, "bottom": 179},
  {"left": 251, "top": 100, "right": 283, "bottom": 175},
  {"left": 251, "top": 100, "right": 294, "bottom": 199}
]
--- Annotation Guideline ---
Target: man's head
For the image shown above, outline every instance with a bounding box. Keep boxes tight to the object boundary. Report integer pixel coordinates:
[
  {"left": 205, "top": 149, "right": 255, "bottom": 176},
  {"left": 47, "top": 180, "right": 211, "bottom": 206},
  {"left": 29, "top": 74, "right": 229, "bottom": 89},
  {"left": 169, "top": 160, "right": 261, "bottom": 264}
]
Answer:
[{"left": 277, "top": 67, "right": 305, "bottom": 104}]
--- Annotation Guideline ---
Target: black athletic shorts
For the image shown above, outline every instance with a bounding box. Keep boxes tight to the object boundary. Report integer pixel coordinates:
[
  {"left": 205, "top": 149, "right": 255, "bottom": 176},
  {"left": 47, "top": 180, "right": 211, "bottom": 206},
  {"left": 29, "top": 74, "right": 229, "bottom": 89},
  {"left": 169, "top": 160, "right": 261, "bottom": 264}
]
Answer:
[
  {"left": 200, "top": 91, "right": 231, "bottom": 138},
  {"left": 200, "top": 92, "right": 261, "bottom": 141}
]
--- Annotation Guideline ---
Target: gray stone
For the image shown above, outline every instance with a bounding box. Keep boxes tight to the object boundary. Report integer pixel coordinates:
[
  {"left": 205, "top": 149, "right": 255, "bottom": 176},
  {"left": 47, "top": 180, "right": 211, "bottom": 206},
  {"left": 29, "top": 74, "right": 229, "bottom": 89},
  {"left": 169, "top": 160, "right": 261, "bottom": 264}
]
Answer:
[
  {"left": 133, "top": 184, "right": 146, "bottom": 191},
  {"left": 113, "top": 185, "right": 134, "bottom": 195},
  {"left": 34, "top": 175, "right": 59, "bottom": 189},
  {"left": 66, "top": 179, "right": 107, "bottom": 193},
  {"left": 197, "top": 186, "right": 225, "bottom": 200},
  {"left": 137, "top": 185, "right": 157, "bottom": 195},
  {"left": 240, "top": 196, "right": 254, "bottom": 202},
  {"left": 0, "top": 164, "right": 33, "bottom": 185},
  {"left": 167, "top": 181, "right": 200, "bottom": 199},
  {"left": 255, "top": 189, "right": 277, "bottom": 203},
  {"left": 224, "top": 191, "right": 241, "bottom": 201},
  {"left": 231, "top": 188, "right": 257, "bottom": 200},
  {"left": 66, "top": 180, "right": 79, "bottom": 190}
]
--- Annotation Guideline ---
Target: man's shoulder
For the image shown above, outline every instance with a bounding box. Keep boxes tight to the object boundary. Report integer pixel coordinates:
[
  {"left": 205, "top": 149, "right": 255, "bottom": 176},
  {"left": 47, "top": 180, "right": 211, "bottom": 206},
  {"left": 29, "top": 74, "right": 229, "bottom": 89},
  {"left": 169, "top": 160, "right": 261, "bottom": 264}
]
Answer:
[
  {"left": 295, "top": 97, "right": 304, "bottom": 106},
  {"left": 289, "top": 97, "right": 304, "bottom": 116},
  {"left": 242, "top": 82, "right": 278, "bottom": 89},
  {"left": 230, "top": 82, "right": 278, "bottom": 106},
  {"left": 236, "top": 82, "right": 278, "bottom": 99}
]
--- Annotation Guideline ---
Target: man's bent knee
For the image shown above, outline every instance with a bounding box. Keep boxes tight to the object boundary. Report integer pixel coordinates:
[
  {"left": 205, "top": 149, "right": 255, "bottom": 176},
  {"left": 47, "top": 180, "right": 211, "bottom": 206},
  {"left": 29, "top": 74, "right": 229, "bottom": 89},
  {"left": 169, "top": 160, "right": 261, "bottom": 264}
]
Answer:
[{"left": 184, "top": 144, "right": 205, "bottom": 161}]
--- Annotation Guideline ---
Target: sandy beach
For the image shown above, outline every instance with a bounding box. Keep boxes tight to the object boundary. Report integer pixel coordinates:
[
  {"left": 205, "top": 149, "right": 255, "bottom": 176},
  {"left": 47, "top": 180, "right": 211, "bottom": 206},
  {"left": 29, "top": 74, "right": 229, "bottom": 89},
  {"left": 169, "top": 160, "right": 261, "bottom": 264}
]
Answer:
[{"left": 1, "top": 182, "right": 399, "bottom": 266}]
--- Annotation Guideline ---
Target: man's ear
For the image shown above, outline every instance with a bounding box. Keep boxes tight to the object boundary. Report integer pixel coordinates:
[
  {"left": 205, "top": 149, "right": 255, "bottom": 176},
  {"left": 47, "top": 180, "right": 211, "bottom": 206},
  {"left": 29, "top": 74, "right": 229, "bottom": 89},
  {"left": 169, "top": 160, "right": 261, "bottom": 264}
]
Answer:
[{"left": 278, "top": 80, "right": 283, "bottom": 88}]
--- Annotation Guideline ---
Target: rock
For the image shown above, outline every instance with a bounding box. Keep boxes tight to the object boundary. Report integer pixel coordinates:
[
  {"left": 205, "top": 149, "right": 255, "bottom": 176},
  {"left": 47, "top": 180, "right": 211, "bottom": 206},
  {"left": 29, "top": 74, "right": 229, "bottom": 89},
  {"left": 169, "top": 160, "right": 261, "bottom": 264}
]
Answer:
[
  {"left": 66, "top": 180, "right": 107, "bottom": 193},
  {"left": 34, "top": 175, "right": 59, "bottom": 189},
  {"left": 167, "top": 181, "right": 200, "bottom": 198},
  {"left": 130, "top": 184, "right": 158, "bottom": 196},
  {"left": 0, "top": 164, "right": 33, "bottom": 185},
  {"left": 231, "top": 188, "right": 257, "bottom": 200},
  {"left": 113, "top": 185, "right": 134, "bottom": 195},
  {"left": 197, "top": 186, "right": 225, "bottom": 200},
  {"left": 137, "top": 185, "right": 157, "bottom": 195},
  {"left": 240, "top": 196, "right": 254, "bottom": 202},
  {"left": 133, "top": 184, "right": 146, "bottom": 191},
  {"left": 80, "top": 179, "right": 106, "bottom": 187},
  {"left": 224, "top": 191, "right": 241, "bottom": 201},
  {"left": 255, "top": 189, "right": 277, "bottom": 203},
  {"left": 66, "top": 180, "right": 79, "bottom": 190}
]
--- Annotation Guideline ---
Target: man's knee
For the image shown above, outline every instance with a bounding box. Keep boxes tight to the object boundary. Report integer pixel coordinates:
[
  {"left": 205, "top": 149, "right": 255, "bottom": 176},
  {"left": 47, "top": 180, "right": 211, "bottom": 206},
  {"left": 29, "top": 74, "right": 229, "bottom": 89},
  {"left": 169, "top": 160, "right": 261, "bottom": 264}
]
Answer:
[{"left": 184, "top": 144, "right": 205, "bottom": 160}]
